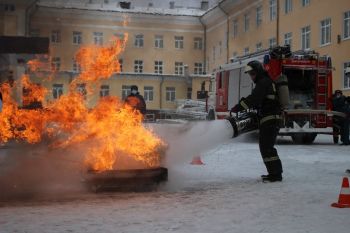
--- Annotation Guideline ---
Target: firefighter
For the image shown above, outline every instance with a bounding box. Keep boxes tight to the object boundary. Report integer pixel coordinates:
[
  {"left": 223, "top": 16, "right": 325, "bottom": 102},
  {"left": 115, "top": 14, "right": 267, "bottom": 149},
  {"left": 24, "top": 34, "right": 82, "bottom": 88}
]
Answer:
[
  {"left": 332, "top": 90, "right": 349, "bottom": 145},
  {"left": 124, "top": 85, "right": 146, "bottom": 116},
  {"left": 231, "top": 60, "right": 283, "bottom": 182}
]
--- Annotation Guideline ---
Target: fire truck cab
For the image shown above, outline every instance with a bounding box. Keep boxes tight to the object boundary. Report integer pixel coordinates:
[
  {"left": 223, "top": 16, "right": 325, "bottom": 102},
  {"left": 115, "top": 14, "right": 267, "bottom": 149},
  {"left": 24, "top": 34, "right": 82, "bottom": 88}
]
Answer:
[{"left": 213, "top": 46, "right": 343, "bottom": 144}]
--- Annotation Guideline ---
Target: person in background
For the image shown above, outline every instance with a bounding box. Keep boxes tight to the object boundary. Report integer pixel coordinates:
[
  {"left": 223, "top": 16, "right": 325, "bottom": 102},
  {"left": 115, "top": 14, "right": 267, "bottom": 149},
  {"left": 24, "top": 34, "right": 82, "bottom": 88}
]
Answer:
[
  {"left": 231, "top": 60, "right": 283, "bottom": 182},
  {"left": 124, "top": 85, "right": 146, "bottom": 116},
  {"left": 332, "top": 89, "right": 348, "bottom": 145}
]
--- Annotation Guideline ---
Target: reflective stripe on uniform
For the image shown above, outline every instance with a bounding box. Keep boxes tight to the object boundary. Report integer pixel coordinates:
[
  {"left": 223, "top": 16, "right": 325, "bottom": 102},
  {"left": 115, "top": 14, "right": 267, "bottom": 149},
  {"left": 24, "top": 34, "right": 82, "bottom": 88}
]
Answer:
[
  {"left": 266, "top": 94, "right": 276, "bottom": 100},
  {"left": 240, "top": 100, "right": 249, "bottom": 110},
  {"left": 260, "top": 114, "right": 281, "bottom": 125},
  {"left": 263, "top": 156, "right": 280, "bottom": 162}
]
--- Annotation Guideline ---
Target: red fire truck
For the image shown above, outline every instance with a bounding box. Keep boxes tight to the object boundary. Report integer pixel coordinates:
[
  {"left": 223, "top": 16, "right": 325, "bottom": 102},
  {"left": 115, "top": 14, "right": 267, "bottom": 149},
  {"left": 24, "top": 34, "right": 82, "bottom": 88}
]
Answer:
[{"left": 212, "top": 46, "right": 344, "bottom": 144}]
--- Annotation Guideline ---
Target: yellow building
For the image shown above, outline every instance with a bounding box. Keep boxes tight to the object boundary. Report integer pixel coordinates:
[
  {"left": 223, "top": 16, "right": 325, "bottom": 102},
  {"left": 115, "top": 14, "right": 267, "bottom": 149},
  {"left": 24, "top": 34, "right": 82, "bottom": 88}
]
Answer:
[{"left": 1, "top": 0, "right": 350, "bottom": 111}]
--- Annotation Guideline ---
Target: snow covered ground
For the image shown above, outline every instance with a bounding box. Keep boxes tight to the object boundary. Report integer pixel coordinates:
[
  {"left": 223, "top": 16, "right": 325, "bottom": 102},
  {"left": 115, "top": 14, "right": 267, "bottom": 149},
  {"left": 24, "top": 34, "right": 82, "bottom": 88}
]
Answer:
[{"left": 1, "top": 120, "right": 350, "bottom": 233}]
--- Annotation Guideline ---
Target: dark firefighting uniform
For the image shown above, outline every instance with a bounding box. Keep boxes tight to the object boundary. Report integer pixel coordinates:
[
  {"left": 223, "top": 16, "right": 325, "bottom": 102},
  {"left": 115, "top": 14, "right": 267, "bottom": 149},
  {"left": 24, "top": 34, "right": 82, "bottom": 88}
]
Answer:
[{"left": 235, "top": 71, "right": 283, "bottom": 176}]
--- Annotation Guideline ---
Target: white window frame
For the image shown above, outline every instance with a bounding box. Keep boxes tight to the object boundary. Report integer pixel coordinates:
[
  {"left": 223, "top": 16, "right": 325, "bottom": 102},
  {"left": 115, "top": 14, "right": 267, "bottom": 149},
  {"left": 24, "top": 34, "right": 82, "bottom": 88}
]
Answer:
[
  {"left": 320, "top": 18, "right": 331, "bottom": 46},
  {"left": 256, "top": 42, "right": 263, "bottom": 52},
  {"left": 343, "top": 11, "right": 350, "bottom": 40},
  {"left": 301, "top": 0, "right": 310, "bottom": 7},
  {"left": 269, "top": 0, "right": 277, "bottom": 21},
  {"left": 52, "top": 84, "right": 63, "bottom": 99},
  {"left": 73, "top": 31, "right": 82, "bottom": 45},
  {"left": 175, "top": 62, "right": 184, "bottom": 75},
  {"left": 285, "top": 0, "right": 292, "bottom": 14},
  {"left": 175, "top": 36, "right": 184, "bottom": 49},
  {"left": 134, "top": 34, "right": 144, "bottom": 48},
  {"left": 284, "top": 32, "right": 293, "bottom": 47},
  {"left": 194, "top": 62, "right": 203, "bottom": 75},
  {"left": 154, "top": 60, "right": 163, "bottom": 74},
  {"left": 166, "top": 87, "right": 176, "bottom": 102},
  {"left": 233, "top": 19, "right": 238, "bottom": 38},
  {"left": 244, "top": 13, "right": 250, "bottom": 32},
  {"left": 122, "top": 85, "right": 131, "bottom": 100},
  {"left": 301, "top": 25, "right": 311, "bottom": 50},
  {"left": 244, "top": 47, "right": 249, "bottom": 55},
  {"left": 100, "top": 85, "right": 109, "bottom": 97},
  {"left": 51, "top": 30, "right": 61, "bottom": 43},
  {"left": 134, "top": 60, "right": 143, "bottom": 73},
  {"left": 194, "top": 37, "right": 203, "bottom": 50},
  {"left": 144, "top": 86, "right": 154, "bottom": 102},
  {"left": 155, "top": 35, "right": 163, "bottom": 48},
  {"left": 256, "top": 6, "right": 263, "bottom": 27},
  {"left": 51, "top": 57, "right": 61, "bottom": 71},
  {"left": 343, "top": 62, "right": 350, "bottom": 89},
  {"left": 72, "top": 59, "right": 81, "bottom": 73},
  {"left": 93, "top": 32, "right": 103, "bottom": 45},
  {"left": 269, "top": 37, "right": 277, "bottom": 48}
]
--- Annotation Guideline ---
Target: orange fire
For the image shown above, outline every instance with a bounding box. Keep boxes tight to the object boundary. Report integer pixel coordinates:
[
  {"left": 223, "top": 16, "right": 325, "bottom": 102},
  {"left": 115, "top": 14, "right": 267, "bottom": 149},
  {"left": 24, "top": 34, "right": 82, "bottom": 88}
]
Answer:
[{"left": 0, "top": 35, "right": 166, "bottom": 171}]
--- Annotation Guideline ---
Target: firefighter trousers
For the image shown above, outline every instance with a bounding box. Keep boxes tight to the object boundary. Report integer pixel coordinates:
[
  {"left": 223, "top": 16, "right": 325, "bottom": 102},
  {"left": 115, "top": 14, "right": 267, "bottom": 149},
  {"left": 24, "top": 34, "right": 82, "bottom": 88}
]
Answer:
[{"left": 258, "top": 119, "right": 283, "bottom": 176}]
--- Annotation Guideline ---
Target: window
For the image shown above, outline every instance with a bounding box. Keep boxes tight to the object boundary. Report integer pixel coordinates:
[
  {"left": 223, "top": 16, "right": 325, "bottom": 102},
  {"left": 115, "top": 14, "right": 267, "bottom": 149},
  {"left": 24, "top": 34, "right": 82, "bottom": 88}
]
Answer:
[
  {"left": 187, "top": 87, "right": 192, "bottom": 99},
  {"left": 51, "top": 30, "right": 61, "bottom": 43},
  {"left": 244, "top": 13, "right": 250, "bottom": 32},
  {"left": 122, "top": 85, "right": 131, "bottom": 100},
  {"left": 301, "top": 0, "right": 310, "bottom": 7},
  {"left": 72, "top": 59, "right": 81, "bottom": 73},
  {"left": 155, "top": 35, "right": 163, "bottom": 48},
  {"left": 100, "top": 85, "right": 109, "bottom": 97},
  {"left": 51, "top": 57, "right": 61, "bottom": 71},
  {"left": 134, "top": 60, "right": 143, "bottom": 73},
  {"left": 269, "top": 37, "right": 277, "bottom": 48},
  {"left": 154, "top": 60, "right": 163, "bottom": 74},
  {"left": 284, "top": 32, "right": 292, "bottom": 47},
  {"left": 256, "top": 6, "right": 263, "bottom": 27},
  {"left": 4, "top": 4, "right": 15, "bottom": 12},
  {"left": 194, "top": 63, "right": 203, "bottom": 75},
  {"left": 285, "top": 0, "right": 292, "bottom": 14},
  {"left": 344, "top": 62, "right": 350, "bottom": 89},
  {"left": 166, "top": 87, "right": 176, "bottom": 102},
  {"left": 320, "top": 18, "right": 331, "bottom": 45},
  {"left": 134, "top": 34, "right": 143, "bottom": 47},
  {"left": 114, "top": 32, "right": 125, "bottom": 41},
  {"left": 219, "top": 41, "right": 222, "bottom": 56},
  {"left": 77, "top": 83, "right": 87, "bottom": 99},
  {"left": 93, "top": 32, "right": 103, "bottom": 45},
  {"left": 301, "top": 25, "right": 311, "bottom": 50},
  {"left": 269, "top": 0, "right": 277, "bottom": 21},
  {"left": 73, "top": 31, "right": 82, "bottom": 45},
  {"left": 256, "top": 42, "right": 263, "bottom": 52},
  {"left": 244, "top": 47, "right": 249, "bottom": 55},
  {"left": 175, "top": 36, "right": 184, "bottom": 49},
  {"left": 118, "top": 59, "right": 123, "bottom": 72},
  {"left": 175, "top": 62, "right": 184, "bottom": 75},
  {"left": 144, "top": 86, "right": 154, "bottom": 102},
  {"left": 194, "top": 37, "right": 203, "bottom": 50},
  {"left": 233, "top": 19, "right": 238, "bottom": 38},
  {"left": 52, "top": 84, "right": 63, "bottom": 99},
  {"left": 344, "top": 11, "right": 350, "bottom": 39}
]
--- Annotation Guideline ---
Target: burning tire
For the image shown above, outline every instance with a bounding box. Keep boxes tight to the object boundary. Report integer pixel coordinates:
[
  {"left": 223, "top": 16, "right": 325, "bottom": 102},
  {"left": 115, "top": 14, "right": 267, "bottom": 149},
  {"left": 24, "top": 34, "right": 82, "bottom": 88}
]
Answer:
[{"left": 83, "top": 167, "right": 168, "bottom": 192}]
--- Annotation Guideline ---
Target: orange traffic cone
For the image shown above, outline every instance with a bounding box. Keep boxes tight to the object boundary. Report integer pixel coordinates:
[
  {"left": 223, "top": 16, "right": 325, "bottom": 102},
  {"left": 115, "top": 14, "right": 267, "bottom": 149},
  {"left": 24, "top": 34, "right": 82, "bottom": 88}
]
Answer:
[
  {"left": 190, "top": 156, "right": 204, "bottom": 165},
  {"left": 331, "top": 177, "right": 350, "bottom": 208}
]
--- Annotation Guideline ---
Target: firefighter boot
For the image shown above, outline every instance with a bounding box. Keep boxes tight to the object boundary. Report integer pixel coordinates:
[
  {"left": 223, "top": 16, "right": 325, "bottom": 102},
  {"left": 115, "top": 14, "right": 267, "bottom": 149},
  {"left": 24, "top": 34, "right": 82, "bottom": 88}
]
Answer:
[{"left": 261, "top": 174, "right": 283, "bottom": 183}]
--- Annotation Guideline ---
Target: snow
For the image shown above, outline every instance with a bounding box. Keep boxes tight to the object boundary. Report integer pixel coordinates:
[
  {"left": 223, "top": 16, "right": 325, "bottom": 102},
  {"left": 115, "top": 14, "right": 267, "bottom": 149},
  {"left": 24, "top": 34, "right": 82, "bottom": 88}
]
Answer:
[
  {"left": 37, "top": 0, "right": 208, "bottom": 16},
  {"left": 1, "top": 120, "right": 350, "bottom": 233}
]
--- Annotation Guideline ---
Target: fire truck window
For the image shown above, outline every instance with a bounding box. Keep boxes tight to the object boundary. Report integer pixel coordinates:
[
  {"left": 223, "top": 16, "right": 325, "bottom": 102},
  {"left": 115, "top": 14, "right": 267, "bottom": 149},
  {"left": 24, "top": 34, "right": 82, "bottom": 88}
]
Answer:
[{"left": 218, "top": 72, "right": 223, "bottom": 89}]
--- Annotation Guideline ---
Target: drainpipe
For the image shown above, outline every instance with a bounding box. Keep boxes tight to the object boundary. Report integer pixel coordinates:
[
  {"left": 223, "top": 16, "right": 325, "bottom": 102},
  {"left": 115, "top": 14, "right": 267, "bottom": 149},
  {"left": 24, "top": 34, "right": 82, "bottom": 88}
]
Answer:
[
  {"left": 218, "top": 1, "right": 229, "bottom": 63},
  {"left": 159, "top": 75, "right": 164, "bottom": 109},
  {"left": 276, "top": 0, "right": 280, "bottom": 45},
  {"left": 25, "top": 0, "right": 38, "bottom": 36},
  {"left": 199, "top": 17, "right": 207, "bottom": 75}
]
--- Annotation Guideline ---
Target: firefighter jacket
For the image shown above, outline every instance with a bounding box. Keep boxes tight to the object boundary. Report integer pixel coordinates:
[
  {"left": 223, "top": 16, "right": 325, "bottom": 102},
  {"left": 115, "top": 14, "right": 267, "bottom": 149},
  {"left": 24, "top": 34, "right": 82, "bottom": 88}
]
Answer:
[
  {"left": 237, "top": 72, "right": 281, "bottom": 123},
  {"left": 125, "top": 92, "right": 147, "bottom": 115}
]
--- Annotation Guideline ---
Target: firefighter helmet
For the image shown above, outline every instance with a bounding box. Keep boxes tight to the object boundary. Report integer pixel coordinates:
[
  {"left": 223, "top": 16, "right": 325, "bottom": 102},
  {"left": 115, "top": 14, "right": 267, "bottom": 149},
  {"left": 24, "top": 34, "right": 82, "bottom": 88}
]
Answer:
[{"left": 244, "top": 60, "right": 265, "bottom": 74}]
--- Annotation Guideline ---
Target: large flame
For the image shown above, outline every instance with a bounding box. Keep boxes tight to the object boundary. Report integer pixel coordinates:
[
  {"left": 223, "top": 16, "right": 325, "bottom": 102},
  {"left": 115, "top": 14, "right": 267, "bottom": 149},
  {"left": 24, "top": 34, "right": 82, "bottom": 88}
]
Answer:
[{"left": 0, "top": 35, "right": 166, "bottom": 171}]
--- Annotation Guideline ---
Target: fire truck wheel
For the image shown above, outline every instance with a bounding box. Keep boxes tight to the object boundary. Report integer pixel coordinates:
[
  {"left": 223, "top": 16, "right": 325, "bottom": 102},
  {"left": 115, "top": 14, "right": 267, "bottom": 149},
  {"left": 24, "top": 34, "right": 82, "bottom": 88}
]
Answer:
[{"left": 291, "top": 133, "right": 317, "bottom": 144}]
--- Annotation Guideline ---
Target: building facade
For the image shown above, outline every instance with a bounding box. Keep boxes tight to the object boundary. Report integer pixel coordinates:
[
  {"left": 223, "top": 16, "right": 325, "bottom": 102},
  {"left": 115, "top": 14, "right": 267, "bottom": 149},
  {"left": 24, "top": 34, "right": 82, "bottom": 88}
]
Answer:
[{"left": 1, "top": 0, "right": 350, "bottom": 110}]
